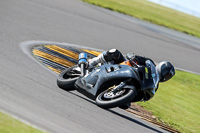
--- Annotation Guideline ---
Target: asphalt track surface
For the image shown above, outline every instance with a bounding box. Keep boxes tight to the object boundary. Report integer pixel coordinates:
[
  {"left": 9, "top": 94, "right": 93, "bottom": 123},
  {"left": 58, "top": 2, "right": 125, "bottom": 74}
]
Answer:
[{"left": 0, "top": 0, "right": 200, "bottom": 133}]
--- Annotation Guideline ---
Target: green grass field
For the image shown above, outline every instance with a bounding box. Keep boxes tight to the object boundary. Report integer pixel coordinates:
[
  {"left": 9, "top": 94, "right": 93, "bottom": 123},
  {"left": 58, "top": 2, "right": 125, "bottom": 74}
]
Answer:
[
  {"left": 137, "top": 70, "right": 200, "bottom": 133},
  {"left": 83, "top": 0, "right": 200, "bottom": 38},
  {"left": 1, "top": 73, "right": 198, "bottom": 133},
  {"left": 0, "top": 111, "right": 44, "bottom": 133}
]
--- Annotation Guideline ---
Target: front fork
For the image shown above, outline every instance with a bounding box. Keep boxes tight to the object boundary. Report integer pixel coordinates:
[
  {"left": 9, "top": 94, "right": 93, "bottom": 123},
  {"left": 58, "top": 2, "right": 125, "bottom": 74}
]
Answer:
[
  {"left": 112, "top": 79, "right": 133, "bottom": 93},
  {"left": 112, "top": 82, "right": 126, "bottom": 93}
]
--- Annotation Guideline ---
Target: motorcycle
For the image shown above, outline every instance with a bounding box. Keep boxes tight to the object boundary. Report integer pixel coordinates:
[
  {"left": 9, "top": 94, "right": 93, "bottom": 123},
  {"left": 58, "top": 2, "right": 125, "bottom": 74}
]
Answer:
[{"left": 57, "top": 53, "right": 160, "bottom": 109}]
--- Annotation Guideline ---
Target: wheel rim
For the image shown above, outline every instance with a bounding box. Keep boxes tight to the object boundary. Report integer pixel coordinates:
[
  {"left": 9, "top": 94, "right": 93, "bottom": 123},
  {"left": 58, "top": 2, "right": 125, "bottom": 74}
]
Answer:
[
  {"left": 100, "top": 84, "right": 129, "bottom": 100},
  {"left": 103, "top": 89, "right": 126, "bottom": 99}
]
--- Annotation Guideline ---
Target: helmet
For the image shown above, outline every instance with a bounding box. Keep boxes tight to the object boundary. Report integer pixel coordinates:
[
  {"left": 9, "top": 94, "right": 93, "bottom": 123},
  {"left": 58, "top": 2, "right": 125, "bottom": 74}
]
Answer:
[{"left": 156, "top": 61, "right": 175, "bottom": 82}]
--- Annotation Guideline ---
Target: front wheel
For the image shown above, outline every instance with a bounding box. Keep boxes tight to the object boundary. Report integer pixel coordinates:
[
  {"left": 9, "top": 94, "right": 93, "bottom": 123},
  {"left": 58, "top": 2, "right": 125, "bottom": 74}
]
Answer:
[
  {"left": 57, "top": 65, "right": 81, "bottom": 91},
  {"left": 96, "top": 86, "right": 136, "bottom": 109}
]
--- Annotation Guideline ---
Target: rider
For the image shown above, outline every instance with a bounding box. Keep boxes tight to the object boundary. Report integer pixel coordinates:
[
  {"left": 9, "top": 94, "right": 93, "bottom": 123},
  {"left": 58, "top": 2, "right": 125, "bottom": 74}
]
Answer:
[
  {"left": 87, "top": 49, "right": 175, "bottom": 83},
  {"left": 86, "top": 49, "right": 175, "bottom": 109}
]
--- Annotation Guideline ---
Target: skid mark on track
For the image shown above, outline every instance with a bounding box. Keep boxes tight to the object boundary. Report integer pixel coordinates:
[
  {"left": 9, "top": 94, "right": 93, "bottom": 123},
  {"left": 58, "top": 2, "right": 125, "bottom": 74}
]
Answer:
[
  {"left": 33, "top": 49, "right": 75, "bottom": 68},
  {"left": 31, "top": 43, "right": 101, "bottom": 74},
  {"left": 44, "top": 45, "right": 79, "bottom": 60}
]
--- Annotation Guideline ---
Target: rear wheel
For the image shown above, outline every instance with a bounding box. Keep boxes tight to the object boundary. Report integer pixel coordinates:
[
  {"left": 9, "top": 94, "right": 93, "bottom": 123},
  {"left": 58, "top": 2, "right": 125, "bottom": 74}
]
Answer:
[
  {"left": 57, "top": 65, "right": 81, "bottom": 91},
  {"left": 96, "top": 84, "right": 136, "bottom": 108}
]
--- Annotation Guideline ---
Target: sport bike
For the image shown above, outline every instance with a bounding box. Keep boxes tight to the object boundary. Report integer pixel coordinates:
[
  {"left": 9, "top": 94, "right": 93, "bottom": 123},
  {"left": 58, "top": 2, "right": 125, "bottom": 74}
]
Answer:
[{"left": 57, "top": 53, "right": 159, "bottom": 108}]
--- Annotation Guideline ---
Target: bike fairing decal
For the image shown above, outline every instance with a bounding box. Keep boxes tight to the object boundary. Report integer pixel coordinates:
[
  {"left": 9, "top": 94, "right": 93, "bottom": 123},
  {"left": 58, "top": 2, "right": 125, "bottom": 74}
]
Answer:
[{"left": 145, "top": 67, "right": 149, "bottom": 79}]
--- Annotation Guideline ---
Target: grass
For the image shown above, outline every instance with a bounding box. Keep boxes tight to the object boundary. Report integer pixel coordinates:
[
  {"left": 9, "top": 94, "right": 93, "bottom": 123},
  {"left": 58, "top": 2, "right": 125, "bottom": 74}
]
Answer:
[
  {"left": 82, "top": 0, "right": 200, "bottom": 38},
  {"left": 0, "top": 111, "right": 44, "bottom": 133},
  {"left": 137, "top": 70, "right": 200, "bottom": 133}
]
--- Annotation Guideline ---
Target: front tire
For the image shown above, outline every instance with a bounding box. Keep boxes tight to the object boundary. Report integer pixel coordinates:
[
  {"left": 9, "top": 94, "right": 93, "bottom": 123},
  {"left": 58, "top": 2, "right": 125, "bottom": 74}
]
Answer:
[
  {"left": 96, "top": 86, "right": 136, "bottom": 109},
  {"left": 57, "top": 65, "right": 81, "bottom": 91}
]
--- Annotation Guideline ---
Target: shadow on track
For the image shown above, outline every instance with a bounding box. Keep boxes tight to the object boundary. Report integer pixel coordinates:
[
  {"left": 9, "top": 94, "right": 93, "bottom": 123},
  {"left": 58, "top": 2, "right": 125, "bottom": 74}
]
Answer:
[
  {"left": 62, "top": 89, "right": 164, "bottom": 133},
  {"left": 107, "top": 109, "right": 164, "bottom": 133},
  {"left": 68, "top": 91, "right": 96, "bottom": 105}
]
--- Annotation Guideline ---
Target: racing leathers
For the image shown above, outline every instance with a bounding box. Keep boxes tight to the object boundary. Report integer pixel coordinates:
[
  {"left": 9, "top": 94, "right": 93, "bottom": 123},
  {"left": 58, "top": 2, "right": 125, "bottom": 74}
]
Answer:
[{"left": 87, "top": 49, "right": 155, "bottom": 69}]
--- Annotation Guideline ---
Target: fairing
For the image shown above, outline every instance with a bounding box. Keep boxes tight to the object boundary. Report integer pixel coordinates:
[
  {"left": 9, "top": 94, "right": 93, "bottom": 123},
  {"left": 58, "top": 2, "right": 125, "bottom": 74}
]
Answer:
[{"left": 75, "top": 64, "right": 140, "bottom": 99}]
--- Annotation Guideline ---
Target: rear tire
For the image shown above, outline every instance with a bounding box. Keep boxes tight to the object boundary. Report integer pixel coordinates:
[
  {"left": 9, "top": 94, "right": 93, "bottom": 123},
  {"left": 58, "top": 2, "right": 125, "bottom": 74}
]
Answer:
[
  {"left": 57, "top": 65, "right": 81, "bottom": 91},
  {"left": 96, "top": 86, "right": 136, "bottom": 109}
]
